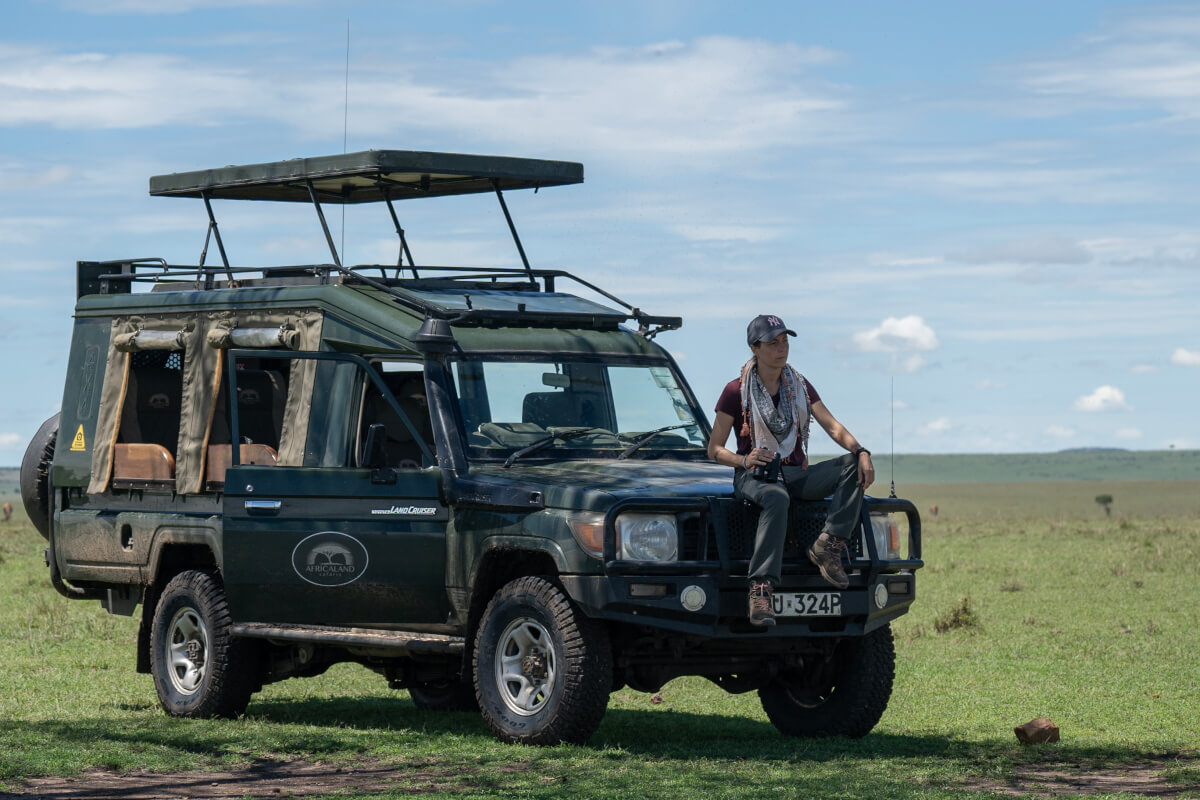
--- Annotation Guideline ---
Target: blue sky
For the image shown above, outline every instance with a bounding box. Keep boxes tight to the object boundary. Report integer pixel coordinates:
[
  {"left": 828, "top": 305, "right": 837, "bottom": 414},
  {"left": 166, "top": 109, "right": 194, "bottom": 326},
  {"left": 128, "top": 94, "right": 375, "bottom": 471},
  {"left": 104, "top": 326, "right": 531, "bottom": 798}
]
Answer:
[{"left": 2, "top": 0, "right": 1198, "bottom": 464}]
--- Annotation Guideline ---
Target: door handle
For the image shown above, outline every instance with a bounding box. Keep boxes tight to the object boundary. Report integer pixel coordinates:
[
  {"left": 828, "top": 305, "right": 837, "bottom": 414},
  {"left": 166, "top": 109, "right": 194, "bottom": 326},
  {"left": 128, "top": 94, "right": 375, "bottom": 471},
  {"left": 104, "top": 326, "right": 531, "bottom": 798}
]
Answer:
[{"left": 244, "top": 499, "right": 282, "bottom": 515}]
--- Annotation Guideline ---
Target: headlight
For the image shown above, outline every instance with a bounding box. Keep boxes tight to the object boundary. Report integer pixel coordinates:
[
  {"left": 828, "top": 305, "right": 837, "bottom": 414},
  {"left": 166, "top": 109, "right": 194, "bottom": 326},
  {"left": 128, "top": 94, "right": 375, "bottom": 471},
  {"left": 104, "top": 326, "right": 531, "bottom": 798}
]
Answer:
[
  {"left": 617, "top": 513, "right": 678, "bottom": 562},
  {"left": 868, "top": 513, "right": 901, "bottom": 560}
]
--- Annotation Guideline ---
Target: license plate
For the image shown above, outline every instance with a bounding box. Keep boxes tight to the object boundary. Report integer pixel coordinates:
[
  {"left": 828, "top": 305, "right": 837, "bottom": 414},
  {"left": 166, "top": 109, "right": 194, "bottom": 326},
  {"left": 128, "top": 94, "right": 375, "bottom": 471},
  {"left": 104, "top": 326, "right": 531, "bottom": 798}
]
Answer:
[{"left": 773, "top": 592, "right": 843, "bottom": 617}]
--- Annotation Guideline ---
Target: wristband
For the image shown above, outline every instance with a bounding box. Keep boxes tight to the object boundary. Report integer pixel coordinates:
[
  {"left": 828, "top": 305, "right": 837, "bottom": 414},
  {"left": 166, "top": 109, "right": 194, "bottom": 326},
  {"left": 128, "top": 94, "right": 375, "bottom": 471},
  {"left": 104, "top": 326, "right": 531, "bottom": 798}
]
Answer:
[
  {"left": 853, "top": 446, "right": 871, "bottom": 458},
  {"left": 742, "top": 453, "right": 749, "bottom": 469}
]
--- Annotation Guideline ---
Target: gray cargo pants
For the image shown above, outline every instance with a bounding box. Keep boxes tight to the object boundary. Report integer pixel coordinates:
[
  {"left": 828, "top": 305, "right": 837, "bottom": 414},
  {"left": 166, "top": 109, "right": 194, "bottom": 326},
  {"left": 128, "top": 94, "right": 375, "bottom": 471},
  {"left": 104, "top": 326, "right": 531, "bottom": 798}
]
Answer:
[{"left": 733, "top": 453, "right": 864, "bottom": 585}]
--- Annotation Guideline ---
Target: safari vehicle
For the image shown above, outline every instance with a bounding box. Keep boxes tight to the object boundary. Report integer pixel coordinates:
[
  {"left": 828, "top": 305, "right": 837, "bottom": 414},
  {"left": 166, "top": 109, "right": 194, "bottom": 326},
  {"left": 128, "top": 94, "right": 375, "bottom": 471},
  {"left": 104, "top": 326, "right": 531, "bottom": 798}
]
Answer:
[{"left": 21, "top": 150, "right": 922, "bottom": 745}]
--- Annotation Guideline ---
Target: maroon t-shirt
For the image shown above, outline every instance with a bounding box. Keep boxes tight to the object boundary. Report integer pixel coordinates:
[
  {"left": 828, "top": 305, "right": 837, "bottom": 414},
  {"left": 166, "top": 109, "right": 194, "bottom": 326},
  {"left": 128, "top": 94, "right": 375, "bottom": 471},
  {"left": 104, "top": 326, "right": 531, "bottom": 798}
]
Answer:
[{"left": 715, "top": 376, "right": 821, "bottom": 469}]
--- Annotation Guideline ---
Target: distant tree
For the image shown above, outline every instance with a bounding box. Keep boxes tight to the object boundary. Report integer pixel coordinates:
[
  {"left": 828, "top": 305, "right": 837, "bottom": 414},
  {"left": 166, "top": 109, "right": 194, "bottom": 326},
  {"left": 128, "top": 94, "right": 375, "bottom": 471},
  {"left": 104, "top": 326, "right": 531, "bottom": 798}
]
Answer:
[{"left": 1095, "top": 494, "right": 1114, "bottom": 517}]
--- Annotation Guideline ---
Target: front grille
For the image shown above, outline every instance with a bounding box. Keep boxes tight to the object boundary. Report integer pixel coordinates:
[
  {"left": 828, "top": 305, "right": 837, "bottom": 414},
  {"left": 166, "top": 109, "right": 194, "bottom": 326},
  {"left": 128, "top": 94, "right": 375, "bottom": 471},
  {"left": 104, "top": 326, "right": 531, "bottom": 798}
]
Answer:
[{"left": 712, "top": 498, "right": 863, "bottom": 563}]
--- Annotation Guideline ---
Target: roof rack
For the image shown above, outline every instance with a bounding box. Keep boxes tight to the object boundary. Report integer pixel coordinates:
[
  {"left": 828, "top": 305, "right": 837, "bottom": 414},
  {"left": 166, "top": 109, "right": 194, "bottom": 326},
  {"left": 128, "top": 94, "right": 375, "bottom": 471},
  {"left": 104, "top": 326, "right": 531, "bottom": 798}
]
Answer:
[
  {"left": 77, "top": 260, "right": 683, "bottom": 340},
  {"left": 100, "top": 150, "right": 681, "bottom": 339}
]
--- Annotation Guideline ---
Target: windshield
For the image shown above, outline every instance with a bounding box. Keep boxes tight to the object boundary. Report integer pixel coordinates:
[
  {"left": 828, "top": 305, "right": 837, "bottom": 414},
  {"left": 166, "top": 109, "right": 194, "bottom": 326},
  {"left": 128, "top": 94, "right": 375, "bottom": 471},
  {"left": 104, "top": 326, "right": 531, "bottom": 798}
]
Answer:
[{"left": 450, "top": 358, "right": 708, "bottom": 462}]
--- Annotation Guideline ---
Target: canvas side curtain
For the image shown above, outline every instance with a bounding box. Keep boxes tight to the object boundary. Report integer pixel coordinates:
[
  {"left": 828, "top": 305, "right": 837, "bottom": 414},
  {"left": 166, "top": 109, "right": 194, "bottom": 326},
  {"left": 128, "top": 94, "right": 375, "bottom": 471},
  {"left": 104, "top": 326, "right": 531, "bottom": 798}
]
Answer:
[{"left": 88, "top": 309, "right": 324, "bottom": 496}]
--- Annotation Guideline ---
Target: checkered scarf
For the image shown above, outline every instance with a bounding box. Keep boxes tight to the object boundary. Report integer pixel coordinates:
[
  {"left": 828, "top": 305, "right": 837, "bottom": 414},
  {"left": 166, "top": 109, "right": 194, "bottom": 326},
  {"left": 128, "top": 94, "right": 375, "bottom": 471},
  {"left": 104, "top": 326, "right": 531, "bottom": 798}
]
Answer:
[{"left": 739, "top": 358, "right": 810, "bottom": 461}]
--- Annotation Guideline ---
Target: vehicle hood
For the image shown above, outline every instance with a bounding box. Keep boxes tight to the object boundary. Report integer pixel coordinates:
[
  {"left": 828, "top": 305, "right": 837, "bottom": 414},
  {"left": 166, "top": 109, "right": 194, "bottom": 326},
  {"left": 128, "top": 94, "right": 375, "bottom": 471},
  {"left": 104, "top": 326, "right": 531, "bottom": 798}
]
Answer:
[{"left": 469, "top": 459, "right": 735, "bottom": 512}]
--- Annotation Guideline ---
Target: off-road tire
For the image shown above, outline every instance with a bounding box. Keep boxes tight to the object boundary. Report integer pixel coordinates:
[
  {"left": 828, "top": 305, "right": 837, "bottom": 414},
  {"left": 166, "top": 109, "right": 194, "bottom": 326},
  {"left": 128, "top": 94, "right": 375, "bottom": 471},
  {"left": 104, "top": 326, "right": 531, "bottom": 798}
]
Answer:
[
  {"left": 473, "top": 576, "right": 611, "bottom": 745},
  {"left": 20, "top": 414, "right": 59, "bottom": 540},
  {"left": 759, "top": 623, "right": 895, "bottom": 738},
  {"left": 150, "top": 570, "right": 258, "bottom": 718},
  {"left": 409, "top": 678, "right": 480, "bottom": 712}
]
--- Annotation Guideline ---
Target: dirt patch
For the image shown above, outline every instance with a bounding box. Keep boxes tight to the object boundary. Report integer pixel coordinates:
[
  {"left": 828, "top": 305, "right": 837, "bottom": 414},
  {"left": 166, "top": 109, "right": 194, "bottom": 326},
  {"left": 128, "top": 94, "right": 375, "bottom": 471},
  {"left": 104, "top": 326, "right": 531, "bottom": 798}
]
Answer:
[
  {"left": 963, "top": 756, "right": 1200, "bottom": 798},
  {"left": 2, "top": 758, "right": 527, "bottom": 799}
]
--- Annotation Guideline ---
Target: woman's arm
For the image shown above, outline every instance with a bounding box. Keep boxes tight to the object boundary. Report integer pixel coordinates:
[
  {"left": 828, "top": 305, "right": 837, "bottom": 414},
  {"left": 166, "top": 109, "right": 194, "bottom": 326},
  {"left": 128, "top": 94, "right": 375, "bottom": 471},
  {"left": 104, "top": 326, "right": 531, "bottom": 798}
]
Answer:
[
  {"left": 811, "top": 400, "right": 874, "bottom": 488},
  {"left": 708, "top": 411, "right": 773, "bottom": 469}
]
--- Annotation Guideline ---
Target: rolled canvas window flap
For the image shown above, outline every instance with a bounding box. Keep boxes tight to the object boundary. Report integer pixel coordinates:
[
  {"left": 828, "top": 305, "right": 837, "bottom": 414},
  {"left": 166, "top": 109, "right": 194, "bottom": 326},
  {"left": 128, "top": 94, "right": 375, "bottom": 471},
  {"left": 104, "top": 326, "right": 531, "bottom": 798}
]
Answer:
[
  {"left": 206, "top": 323, "right": 300, "bottom": 349},
  {"left": 115, "top": 329, "right": 186, "bottom": 352}
]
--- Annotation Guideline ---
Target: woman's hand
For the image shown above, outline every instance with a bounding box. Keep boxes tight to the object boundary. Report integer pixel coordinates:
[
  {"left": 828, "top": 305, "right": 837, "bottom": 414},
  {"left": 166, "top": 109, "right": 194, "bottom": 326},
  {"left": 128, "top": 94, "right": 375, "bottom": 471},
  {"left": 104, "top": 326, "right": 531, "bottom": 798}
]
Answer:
[
  {"left": 745, "top": 447, "right": 774, "bottom": 468},
  {"left": 857, "top": 451, "right": 875, "bottom": 488}
]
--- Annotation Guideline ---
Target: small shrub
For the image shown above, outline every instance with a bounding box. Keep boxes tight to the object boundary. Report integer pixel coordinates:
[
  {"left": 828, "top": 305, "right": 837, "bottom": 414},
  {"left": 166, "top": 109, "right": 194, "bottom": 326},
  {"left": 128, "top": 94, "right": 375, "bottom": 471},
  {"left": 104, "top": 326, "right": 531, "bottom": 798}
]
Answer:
[{"left": 934, "top": 595, "right": 980, "bottom": 633}]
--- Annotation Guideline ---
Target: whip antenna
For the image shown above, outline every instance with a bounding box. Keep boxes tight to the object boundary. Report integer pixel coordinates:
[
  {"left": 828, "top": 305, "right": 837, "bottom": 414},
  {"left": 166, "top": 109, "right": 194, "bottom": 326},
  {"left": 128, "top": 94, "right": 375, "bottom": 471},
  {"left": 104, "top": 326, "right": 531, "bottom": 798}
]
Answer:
[
  {"left": 340, "top": 19, "right": 350, "bottom": 262},
  {"left": 889, "top": 376, "right": 896, "bottom": 499}
]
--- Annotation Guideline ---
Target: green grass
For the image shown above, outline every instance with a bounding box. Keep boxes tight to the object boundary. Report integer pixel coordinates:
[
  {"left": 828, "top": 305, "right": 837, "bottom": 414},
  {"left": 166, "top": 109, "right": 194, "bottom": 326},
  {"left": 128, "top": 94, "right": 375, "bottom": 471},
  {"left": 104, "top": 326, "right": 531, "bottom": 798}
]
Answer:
[
  {"left": 812, "top": 449, "right": 1200, "bottom": 482},
  {"left": 1, "top": 486, "right": 1198, "bottom": 798}
]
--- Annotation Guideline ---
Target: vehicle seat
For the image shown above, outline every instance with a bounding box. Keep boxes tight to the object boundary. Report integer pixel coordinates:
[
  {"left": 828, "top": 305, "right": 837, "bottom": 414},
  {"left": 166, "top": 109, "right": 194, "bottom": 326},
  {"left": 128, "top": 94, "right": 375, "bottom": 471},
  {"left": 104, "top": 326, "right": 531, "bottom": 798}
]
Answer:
[
  {"left": 522, "top": 391, "right": 603, "bottom": 429},
  {"left": 205, "top": 443, "right": 279, "bottom": 488},
  {"left": 361, "top": 373, "right": 434, "bottom": 469},
  {"left": 209, "top": 369, "right": 286, "bottom": 447},
  {"left": 119, "top": 367, "right": 183, "bottom": 453},
  {"left": 112, "top": 443, "right": 176, "bottom": 484}
]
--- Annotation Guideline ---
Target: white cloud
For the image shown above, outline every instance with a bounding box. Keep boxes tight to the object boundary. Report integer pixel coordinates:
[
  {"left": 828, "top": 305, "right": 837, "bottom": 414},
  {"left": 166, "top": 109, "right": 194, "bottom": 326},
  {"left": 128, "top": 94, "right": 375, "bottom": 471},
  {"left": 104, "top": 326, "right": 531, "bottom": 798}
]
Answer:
[
  {"left": 669, "top": 224, "right": 781, "bottom": 243},
  {"left": 0, "top": 37, "right": 857, "bottom": 166},
  {"left": 1116, "top": 427, "right": 1143, "bottom": 440},
  {"left": 1017, "top": 10, "right": 1200, "bottom": 122},
  {"left": 1170, "top": 347, "right": 1200, "bottom": 366},
  {"left": 889, "top": 400, "right": 907, "bottom": 410},
  {"left": 950, "top": 233, "right": 1092, "bottom": 265},
  {"left": 1045, "top": 425, "right": 1075, "bottom": 438},
  {"left": 61, "top": 0, "right": 295, "bottom": 12},
  {"left": 1130, "top": 364, "right": 1159, "bottom": 374},
  {"left": 974, "top": 379, "right": 1005, "bottom": 390},
  {"left": 918, "top": 417, "right": 952, "bottom": 435},
  {"left": 1074, "top": 385, "right": 1132, "bottom": 412},
  {"left": 0, "top": 432, "right": 22, "bottom": 448},
  {"left": 852, "top": 315, "right": 939, "bottom": 353}
]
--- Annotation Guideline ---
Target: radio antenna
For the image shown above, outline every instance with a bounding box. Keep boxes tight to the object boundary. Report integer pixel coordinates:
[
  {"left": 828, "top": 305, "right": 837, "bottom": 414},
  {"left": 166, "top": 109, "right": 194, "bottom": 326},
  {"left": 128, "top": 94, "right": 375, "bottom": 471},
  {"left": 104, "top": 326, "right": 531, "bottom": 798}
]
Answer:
[
  {"left": 889, "top": 376, "right": 896, "bottom": 499},
  {"left": 340, "top": 19, "right": 350, "bottom": 263}
]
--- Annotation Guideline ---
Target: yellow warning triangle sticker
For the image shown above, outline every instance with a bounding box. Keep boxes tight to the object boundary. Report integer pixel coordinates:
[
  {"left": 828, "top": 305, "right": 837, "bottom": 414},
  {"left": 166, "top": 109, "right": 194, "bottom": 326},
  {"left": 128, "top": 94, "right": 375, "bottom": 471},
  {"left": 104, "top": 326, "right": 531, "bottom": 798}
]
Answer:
[{"left": 70, "top": 425, "right": 87, "bottom": 452}]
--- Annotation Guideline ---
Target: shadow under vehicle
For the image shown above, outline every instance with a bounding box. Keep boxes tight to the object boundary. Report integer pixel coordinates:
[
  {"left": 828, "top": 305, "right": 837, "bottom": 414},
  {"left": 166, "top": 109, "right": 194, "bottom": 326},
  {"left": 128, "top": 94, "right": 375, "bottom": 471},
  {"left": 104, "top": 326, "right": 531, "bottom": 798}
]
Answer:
[{"left": 21, "top": 150, "right": 923, "bottom": 744}]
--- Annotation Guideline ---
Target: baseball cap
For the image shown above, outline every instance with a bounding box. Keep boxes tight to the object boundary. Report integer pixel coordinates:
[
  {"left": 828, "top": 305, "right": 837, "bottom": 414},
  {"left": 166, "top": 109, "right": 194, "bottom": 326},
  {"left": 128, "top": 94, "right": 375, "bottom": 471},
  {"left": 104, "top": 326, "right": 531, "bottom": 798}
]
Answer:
[{"left": 746, "top": 314, "right": 797, "bottom": 346}]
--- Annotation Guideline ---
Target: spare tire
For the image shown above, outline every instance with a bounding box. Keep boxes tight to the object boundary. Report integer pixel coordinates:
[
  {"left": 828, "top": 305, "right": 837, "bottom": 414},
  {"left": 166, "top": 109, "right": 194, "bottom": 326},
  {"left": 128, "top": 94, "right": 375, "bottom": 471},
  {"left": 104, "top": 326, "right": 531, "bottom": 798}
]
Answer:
[{"left": 20, "top": 413, "right": 60, "bottom": 540}]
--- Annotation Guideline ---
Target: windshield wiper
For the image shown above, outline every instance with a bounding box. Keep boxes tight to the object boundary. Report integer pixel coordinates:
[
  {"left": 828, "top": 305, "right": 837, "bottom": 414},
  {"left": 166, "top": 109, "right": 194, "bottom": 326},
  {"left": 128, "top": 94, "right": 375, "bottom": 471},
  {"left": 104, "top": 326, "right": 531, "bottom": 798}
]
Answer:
[
  {"left": 503, "top": 427, "right": 613, "bottom": 468},
  {"left": 617, "top": 423, "right": 696, "bottom": 460}
]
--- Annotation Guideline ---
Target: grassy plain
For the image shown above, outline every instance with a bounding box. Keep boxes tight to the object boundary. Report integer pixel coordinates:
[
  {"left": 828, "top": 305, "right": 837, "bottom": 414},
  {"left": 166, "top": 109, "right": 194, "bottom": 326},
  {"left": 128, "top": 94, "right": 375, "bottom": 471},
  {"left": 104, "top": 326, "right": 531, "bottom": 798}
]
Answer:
[{"left": 0, "top": 480, "right": 1198, "bottom": 798}]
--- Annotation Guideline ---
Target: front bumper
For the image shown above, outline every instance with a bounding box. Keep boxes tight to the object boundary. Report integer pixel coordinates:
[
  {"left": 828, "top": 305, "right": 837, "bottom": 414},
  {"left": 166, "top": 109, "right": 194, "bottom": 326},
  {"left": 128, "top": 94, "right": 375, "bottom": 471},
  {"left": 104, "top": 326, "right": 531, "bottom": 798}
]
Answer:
[
  {"left": 560, "top": 569, "right": 916, "bottom": 638},
  {"left": 563, "top": 495, "right": 923, "bottom": 638}
]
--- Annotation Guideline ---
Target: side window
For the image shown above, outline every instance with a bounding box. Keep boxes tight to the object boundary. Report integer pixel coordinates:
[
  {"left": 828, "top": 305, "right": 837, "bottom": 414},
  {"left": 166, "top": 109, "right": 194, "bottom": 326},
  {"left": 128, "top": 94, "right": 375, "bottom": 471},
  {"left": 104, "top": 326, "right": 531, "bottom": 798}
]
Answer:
[
  {"left": 204, "top": 355, "right": 291, "bottom": 489},
  {"left": 113, "top": 349, "right": 184, "bottom": 486},
  {"left": 212, "top": 356, "right": 291, "bottom": 450},
  {"left": 357, "top": 361, "right": 434, "bottom": 469}
]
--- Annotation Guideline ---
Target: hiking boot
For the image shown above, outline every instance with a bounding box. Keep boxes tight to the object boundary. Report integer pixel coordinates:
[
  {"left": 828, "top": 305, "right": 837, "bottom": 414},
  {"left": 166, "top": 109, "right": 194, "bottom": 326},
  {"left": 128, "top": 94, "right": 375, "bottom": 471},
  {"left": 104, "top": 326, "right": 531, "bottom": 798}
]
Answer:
[
  {"left": 808, "top": 532, "right": 850, "bottom": 589},
  {"left": 749, "top": 581, "right": 776, "bottom": 627}
]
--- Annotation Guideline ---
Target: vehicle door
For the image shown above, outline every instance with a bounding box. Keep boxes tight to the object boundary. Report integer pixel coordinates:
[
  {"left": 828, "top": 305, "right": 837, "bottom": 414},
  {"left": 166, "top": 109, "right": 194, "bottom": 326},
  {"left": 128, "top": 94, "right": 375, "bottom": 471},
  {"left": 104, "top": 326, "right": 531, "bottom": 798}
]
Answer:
[{"left": 220, "top": 351, "right": 451, "bottom": 627}]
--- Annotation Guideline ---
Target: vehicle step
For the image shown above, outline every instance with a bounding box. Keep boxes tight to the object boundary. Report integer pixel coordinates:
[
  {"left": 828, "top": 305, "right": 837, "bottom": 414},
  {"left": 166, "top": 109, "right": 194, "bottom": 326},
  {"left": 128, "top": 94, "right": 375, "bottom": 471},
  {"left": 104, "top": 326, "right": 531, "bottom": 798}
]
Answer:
[{"left": 231, "top": 622, "right": 465, "bottom": 655}]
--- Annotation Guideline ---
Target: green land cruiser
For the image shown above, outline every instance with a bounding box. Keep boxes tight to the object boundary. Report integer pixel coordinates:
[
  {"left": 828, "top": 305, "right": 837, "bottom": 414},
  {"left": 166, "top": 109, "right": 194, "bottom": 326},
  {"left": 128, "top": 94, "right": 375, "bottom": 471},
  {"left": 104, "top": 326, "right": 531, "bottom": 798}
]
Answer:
[{"left": 20, "top": 150, "right": 922, "bottom": 745}]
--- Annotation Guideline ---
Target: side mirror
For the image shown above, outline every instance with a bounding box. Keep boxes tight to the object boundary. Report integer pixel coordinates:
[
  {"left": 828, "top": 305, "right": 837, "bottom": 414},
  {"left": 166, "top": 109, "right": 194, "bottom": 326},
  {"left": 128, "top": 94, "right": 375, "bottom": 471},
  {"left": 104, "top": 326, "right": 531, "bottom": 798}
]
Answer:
[{"left": 363, "top": 423, "right": 389, "bottom": 470}]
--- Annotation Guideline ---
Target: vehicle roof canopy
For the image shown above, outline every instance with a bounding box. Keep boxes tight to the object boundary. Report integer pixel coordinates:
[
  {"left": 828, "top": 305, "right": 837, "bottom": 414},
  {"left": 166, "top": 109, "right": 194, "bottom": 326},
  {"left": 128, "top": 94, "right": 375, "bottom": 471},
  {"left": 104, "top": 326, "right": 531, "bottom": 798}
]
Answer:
[{"left": 149, "top": 150, "right": 584, "bottom": 204}]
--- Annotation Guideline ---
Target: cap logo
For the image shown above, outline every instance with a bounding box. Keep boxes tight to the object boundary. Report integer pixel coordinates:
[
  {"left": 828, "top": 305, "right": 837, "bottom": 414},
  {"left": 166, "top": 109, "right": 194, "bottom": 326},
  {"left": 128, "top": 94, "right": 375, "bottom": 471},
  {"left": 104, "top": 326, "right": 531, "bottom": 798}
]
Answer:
[{"left": 767, "top": 316, "right": 782, "bottom": 326}]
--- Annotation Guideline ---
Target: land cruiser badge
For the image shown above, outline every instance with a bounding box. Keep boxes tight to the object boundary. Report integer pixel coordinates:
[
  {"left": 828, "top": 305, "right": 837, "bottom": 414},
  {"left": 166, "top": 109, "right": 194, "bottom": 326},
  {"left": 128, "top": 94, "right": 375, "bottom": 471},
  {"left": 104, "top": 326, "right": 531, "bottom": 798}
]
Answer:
[{"left": 292, "top": 532, "right": 369, "bottom": 587}]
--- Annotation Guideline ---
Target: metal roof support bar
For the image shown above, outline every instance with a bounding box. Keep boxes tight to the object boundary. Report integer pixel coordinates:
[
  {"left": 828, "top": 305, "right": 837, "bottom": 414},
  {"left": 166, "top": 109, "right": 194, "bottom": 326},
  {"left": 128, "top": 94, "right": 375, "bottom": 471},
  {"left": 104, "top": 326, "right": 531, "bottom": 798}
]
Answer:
[
  {"left": 382, "top": 189, "right": 419, "bottom": 280},
  {"left": 306, "top": 180, "right": 342, "bottom": 268},
  {"left": 492, "top": 179, "right": 532, "bottom": 279},
  {"left": 200, "top": 192, "right": 234, "bottom": 288}
]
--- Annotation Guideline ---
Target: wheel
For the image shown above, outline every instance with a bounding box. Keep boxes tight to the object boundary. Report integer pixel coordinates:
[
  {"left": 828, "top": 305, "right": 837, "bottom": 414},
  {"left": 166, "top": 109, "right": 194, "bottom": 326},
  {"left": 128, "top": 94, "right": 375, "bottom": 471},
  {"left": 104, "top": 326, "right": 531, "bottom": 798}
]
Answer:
[
  {"left": 150, "top": 570, "right": 258, "bottom": 718},
  {"left": 20, "top": 413, "right": 59, "bottom": 540},
  {"left": 759, "top": 624, "right": 895, "bottom": 738},
  {"left": 473, "top": 576, "right": 611, "bottom": 745},
  {"left": 409, "top": 678, "right": 479, "bottom": 712}
]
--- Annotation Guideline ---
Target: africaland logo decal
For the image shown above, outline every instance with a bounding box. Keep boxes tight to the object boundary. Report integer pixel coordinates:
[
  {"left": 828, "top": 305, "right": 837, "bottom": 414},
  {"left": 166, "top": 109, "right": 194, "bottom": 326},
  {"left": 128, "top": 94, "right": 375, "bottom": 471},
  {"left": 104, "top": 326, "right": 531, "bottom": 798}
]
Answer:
[{"left": 291, "top": 531, "right": 370, "bottom": 587}]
